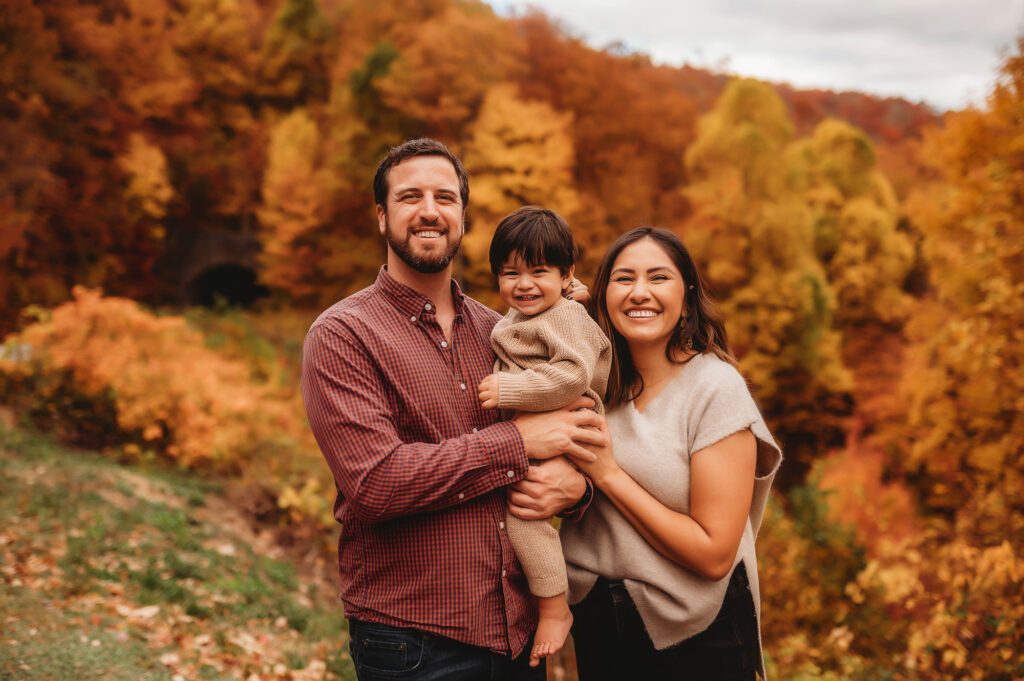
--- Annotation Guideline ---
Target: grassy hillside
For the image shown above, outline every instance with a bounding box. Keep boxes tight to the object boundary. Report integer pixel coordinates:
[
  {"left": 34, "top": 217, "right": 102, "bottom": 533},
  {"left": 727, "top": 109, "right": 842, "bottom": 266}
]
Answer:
[{"left": 0, "top": 418, "right": 354, "bottom": 681}]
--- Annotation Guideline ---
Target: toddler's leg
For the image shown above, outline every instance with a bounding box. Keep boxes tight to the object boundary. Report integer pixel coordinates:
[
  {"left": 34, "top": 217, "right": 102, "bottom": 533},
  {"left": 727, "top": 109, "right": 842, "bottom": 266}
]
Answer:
[
  {"left": 505, "top": 509, "right": 572, "bottom": 667},
  {"left": 532, "top": 594, "right": 573, "bottom": 668}
]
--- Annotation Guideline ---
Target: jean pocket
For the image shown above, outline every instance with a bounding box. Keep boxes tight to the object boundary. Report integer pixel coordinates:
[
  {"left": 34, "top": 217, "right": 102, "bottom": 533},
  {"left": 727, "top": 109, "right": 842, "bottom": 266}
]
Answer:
[{"left": 351, "top": 622, "right": 428, "bottom": 677}]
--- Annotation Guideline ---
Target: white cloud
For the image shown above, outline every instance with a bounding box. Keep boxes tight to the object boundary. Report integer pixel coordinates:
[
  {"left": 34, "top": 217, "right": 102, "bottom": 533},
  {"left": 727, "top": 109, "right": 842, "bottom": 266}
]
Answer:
[{"left": 490, "top": 0, "right": 1024, "bottom": 110}]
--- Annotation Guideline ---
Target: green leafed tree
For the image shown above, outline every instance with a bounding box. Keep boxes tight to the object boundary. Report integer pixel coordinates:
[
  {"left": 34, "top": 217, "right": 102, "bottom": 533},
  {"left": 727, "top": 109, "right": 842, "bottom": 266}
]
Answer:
[{"left": 784, "top": 119, "right": 914, "bottom": 327}]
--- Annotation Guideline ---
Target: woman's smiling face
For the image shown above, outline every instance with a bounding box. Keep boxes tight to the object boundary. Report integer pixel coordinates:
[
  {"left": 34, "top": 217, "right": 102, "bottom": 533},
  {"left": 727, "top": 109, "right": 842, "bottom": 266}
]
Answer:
[{"left": 605, "top": 237, "right": 687, "bottom": 352}]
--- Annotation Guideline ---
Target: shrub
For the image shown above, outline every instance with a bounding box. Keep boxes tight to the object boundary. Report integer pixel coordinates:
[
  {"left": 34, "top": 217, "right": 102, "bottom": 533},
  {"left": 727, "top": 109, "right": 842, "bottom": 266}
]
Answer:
[{"left": 0, "top": 288, "right": 333, "bottom": 531}]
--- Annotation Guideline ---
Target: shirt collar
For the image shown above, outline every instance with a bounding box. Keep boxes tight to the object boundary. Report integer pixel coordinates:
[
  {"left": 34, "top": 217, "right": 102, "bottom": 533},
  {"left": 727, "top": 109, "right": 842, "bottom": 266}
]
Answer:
[{"left": 375, "top": 266, "right": 467, "bottom": 318}]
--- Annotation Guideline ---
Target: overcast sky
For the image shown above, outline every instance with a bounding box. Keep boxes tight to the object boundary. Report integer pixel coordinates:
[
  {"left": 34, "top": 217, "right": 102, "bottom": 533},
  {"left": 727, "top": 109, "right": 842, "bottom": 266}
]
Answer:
[{"left": 486, "top": 0, "right": 1024, "bottom": 112}]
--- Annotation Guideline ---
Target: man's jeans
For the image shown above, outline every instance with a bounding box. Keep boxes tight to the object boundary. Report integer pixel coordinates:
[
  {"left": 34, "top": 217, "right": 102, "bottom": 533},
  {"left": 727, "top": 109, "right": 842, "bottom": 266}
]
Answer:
[{"left": 348, "top": 619, "right": 546, "bottom": 681}]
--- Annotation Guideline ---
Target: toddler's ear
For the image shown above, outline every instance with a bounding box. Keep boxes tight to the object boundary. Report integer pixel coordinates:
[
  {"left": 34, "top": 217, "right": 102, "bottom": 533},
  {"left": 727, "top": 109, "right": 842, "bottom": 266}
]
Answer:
[{"left": 561, "top": 264, "right": 576, "bottom": 290}]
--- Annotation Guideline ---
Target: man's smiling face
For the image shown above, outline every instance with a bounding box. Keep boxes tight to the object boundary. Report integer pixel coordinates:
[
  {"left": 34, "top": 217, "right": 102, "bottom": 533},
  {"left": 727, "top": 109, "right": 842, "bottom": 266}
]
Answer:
[{"left": 377, "top": 155, "right": 464, "bottom": 274}]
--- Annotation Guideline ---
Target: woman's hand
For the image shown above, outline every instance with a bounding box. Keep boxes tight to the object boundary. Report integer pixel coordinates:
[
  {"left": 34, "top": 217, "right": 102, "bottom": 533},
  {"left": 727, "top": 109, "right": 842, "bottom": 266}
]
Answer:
[
  {"left": 564, "top": 278, "right": 591, "bottom": 306},
  {"left": 567, "top": 416, "right": 620, "bottom": 486}
]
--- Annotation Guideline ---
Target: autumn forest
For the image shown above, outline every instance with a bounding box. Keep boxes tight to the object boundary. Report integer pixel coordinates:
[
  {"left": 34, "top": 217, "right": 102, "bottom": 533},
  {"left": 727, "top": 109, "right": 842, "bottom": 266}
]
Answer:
[{"left": 1, "top": 0, "right": 1022, "bottom": 678}]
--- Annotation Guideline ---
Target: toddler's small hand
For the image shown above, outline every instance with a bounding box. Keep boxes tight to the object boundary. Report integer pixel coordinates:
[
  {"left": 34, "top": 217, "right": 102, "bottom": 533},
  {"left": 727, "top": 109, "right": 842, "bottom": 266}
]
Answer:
[{"left": 479, "top": 374, "right": 500, "bottom": 409}]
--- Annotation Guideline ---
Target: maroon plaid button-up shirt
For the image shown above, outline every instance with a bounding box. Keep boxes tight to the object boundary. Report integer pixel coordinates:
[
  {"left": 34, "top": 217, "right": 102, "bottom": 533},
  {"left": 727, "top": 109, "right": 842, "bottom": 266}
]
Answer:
[{"left": 301, "top": 267, "right": 535, "bottom": 656}]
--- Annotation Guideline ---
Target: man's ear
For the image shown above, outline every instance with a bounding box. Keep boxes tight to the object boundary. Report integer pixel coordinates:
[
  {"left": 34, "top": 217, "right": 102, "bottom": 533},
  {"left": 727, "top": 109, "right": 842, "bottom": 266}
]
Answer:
[{"left": 376, "top": 204, "right": 387, "bottom": 235}]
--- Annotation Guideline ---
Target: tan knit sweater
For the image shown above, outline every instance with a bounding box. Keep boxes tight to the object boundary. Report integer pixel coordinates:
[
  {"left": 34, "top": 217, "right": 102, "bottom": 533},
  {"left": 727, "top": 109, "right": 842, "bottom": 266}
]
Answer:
[{"left": 490, "top": 296, "right": 611, "bottom": 414}]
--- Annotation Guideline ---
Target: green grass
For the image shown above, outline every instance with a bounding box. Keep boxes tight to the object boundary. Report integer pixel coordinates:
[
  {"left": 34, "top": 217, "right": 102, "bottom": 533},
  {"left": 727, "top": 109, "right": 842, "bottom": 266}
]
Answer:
[{"left": 0, "top": 423, "right": 354, "bottom": 681}]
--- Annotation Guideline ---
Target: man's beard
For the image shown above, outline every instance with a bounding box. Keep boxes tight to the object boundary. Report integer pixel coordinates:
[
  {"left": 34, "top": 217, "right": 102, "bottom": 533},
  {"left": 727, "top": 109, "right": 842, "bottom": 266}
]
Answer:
[{"left": 383, "top": 215, "right": 462, "bottom": 274}]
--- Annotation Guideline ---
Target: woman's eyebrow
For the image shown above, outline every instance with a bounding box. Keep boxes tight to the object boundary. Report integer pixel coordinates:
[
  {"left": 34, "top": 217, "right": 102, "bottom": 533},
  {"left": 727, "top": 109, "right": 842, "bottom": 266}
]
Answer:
[{"left": 611, "top": 266, "right": 672, "bottom": 275}]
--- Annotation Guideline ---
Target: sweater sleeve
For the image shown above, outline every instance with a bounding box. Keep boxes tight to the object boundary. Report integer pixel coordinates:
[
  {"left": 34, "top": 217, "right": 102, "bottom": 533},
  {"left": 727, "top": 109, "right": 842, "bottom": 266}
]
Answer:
[
  {"left": 689, "top": 361, "right": 764, "bottom": 454},
  {"left": 496, "top": 302, "right": 610, "bottom": 412},
  {"left": 688, "top": 359, "right": 782, "bottom": 537}
]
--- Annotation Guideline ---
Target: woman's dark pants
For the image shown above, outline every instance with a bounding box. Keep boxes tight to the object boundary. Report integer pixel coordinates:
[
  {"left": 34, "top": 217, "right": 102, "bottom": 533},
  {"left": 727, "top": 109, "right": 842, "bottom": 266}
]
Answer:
[{"left": 570, "top": 564, "right": 761, "bottom": 681}]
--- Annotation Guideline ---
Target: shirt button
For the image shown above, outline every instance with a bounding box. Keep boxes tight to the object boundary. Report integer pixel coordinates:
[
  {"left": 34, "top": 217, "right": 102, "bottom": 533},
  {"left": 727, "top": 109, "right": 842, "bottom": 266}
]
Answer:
[
  {"left": 458, "top": 493, "right": 465, "bottom": 500},
  {"left": 501, "top": 569, "right": 507, "bottom": 578},
  {"left": 459, "top": 383, "right": 466, "bottom": 390},
  {"left": 409, "top": 316, "right": 417, "bottom": 323},
  {"left": 472, "top": 428, "right": 478, "bottom": 433},
  {"left": 506, "top": 470, "right": 515, "bottom": 478},
  {"left": 424, "top": 303, "right": 432, "bottom": 311},
  {"left": 440, "top": 341, "right": 448, "bottom": 348},
  {"left": 499, "top": 521, "right": 505, "bottom": 529}
]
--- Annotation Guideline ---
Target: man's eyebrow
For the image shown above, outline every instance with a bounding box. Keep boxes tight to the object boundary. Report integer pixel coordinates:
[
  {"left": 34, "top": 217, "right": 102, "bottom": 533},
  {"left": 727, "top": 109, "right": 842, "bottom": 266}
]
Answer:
[{"left": 391, "top": 185, "right": 458, "bottom": 196}]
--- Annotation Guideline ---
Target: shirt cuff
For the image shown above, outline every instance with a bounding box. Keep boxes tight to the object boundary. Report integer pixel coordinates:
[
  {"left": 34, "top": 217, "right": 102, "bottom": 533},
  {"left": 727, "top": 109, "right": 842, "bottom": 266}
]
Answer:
[{"left": 480, "top": 420, "right": 530, "bottom": 484}]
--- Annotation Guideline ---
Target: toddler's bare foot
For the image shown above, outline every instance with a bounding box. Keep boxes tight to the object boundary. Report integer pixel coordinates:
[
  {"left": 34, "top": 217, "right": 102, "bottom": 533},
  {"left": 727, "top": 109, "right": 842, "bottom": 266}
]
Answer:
[{"left": 530, "top": 596, "right": 573, "bottom": 667}]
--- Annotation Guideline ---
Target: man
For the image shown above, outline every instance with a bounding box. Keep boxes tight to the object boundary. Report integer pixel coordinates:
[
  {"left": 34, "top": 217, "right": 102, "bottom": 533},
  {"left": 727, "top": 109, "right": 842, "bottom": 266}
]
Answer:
[{"left": 301, "top": 138, "right": 603, "bottom": 680}]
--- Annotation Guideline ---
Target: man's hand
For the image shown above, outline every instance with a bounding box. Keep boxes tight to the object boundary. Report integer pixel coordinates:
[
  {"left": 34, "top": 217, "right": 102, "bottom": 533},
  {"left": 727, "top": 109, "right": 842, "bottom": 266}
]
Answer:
[
  {"left": 512, "top": 397, "right": 605, "bottom": 462},
  {"left": 478, "top": 373, "right": 500, "bottom": 409},
  {"left": 508, "top": 457, "right": 586, "bottom": 520}
]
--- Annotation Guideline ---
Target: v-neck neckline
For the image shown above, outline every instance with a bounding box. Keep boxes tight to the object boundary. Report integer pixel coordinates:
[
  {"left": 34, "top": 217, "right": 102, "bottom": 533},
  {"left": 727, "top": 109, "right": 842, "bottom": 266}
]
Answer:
[{"left": 628, "top": 355, "right": 700, "bottom": 415}]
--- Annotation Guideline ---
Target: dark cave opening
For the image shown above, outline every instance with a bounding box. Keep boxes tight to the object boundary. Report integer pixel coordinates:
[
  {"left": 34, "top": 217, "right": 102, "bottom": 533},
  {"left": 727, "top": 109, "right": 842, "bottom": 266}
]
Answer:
[{"left": 186, "top": 264, "right": 269, "bottom": 308}]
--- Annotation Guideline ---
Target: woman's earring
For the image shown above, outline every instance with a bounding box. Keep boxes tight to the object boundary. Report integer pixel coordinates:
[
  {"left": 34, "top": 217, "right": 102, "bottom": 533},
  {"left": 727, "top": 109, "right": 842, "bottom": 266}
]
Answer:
[{"left": 680, "top": 317, "right": 694, "bottom": 350}]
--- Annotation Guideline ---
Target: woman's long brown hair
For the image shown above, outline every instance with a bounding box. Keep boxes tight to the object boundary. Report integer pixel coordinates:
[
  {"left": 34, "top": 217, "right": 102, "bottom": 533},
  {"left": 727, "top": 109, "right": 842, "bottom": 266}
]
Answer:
[{"left": 589, "top": 227, "right": 736, "bottom": 408}]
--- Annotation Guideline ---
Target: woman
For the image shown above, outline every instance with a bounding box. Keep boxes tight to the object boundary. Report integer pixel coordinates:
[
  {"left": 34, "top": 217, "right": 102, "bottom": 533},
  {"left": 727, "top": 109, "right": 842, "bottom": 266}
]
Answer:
[{"left": 560, "top": 227, "right": 782, "bottom": 680}]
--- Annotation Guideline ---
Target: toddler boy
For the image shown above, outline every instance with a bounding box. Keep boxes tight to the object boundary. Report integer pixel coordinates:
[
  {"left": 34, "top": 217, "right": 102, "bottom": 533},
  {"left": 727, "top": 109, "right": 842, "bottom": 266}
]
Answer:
[{"left": 478, "top": 206, "right": 611, "bottom": 667}]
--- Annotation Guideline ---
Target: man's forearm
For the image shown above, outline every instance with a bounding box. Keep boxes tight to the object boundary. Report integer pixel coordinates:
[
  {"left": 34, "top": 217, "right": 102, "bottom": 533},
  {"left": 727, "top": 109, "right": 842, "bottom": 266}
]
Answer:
[{"left": 320, "top": 422, "right": 529, "bottom": 523}]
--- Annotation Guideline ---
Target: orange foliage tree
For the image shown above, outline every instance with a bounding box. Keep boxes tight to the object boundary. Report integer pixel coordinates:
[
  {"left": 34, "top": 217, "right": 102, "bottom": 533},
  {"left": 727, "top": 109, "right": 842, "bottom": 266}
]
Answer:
[{"left": 894, "top": 38, "right": 1024, "bottom": 545}]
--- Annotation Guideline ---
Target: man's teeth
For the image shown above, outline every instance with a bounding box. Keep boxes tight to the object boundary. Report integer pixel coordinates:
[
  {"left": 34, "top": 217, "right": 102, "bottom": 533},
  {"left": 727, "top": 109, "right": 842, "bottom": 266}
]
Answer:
[
  {"left": 416, "top": 231, "right": 441, "bottom": 237},
  {"left": 627, "top": 310, "right": 658, "bottom": 318}
]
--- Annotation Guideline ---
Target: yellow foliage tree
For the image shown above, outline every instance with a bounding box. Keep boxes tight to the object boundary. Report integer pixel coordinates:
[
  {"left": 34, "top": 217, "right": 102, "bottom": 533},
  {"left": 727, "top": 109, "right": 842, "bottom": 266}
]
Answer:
[
  {"left": 257, "top": 108, "right": 334, "bottom": 299},
  {"left": 376, "top": 3, "right": 523, "bottom": 139},
  {"left": 683, "top": 79, "right": 850, "bottom": 477},
  {"left": 461, "top": 83, "right": 580, "bottom": 298},
  {"left": 175, "top": 0, "right": 261, "bottom": 104},
  {"left": 117, "top": 133, "right": 174, "bottom": 222}
]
